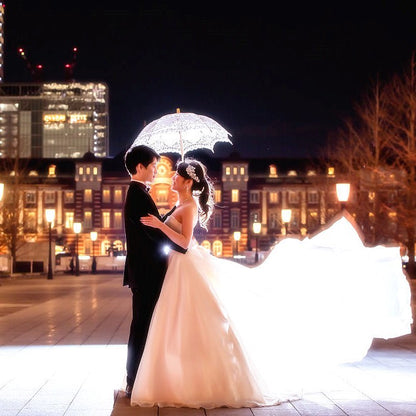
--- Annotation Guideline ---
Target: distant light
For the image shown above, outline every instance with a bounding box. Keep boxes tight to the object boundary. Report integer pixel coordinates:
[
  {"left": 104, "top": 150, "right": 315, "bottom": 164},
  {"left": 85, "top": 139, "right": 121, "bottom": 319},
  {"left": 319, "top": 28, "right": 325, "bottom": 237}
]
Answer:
[
  {"left": 281, "top": 209, "right": 292, "bottom": 223},
  {"left": 73, "top": 222, "right": 82, "bottom": 234},
  {"left": 336, "top": 183, "right": 350, "bottom": 202}
]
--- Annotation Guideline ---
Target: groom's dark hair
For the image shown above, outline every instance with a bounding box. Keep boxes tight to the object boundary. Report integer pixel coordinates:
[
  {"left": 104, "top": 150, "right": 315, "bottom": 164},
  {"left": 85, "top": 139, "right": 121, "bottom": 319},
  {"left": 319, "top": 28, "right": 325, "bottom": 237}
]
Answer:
[{"left": 124, "top": 145, "right": 160, "bottom": 175}]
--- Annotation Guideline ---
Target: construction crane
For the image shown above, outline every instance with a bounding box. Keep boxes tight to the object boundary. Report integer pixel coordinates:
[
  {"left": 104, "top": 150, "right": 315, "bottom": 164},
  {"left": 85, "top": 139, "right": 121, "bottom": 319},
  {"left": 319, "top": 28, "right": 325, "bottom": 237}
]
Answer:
[
  {"left": 64, "top": 47, "right": 78, "bottom": 81},
  {"left": 18, "top": 46, "right": 78, "bottom": 82},
  {"left": 18, "top": 47, "right": 43, "bottom": 81}
]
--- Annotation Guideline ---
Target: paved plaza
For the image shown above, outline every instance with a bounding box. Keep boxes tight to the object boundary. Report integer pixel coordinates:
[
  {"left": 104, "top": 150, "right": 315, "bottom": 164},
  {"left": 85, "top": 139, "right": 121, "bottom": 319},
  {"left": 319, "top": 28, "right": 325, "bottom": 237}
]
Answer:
[{"left": 0, "top": 272, "right": 415, "bottom": 416}]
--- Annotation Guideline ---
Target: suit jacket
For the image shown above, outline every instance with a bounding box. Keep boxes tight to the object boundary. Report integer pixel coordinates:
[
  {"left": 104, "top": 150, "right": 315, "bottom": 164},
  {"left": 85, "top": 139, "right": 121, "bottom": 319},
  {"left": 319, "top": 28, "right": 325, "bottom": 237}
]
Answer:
[{"left": 123, "top": 181, "right": 185, "bottom": 291}]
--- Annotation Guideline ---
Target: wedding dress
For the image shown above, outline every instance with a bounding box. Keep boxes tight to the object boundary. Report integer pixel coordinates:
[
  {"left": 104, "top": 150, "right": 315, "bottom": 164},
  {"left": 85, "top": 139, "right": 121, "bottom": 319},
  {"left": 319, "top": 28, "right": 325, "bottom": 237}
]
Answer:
[{"left": 131, "top": 214, "right": 412, "bottom": 409}]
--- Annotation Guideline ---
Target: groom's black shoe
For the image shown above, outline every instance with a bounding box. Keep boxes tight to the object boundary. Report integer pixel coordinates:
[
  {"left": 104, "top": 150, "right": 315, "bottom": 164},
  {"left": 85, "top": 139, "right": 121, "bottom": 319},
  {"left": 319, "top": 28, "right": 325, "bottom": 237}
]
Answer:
[{"left": 125, "top": 384, "right": 133, "bottom": 398}]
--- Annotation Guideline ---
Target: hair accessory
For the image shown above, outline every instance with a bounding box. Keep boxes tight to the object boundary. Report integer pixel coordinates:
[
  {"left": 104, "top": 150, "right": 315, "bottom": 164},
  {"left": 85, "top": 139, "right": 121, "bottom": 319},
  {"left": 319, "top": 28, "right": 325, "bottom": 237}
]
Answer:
[{"left": 186, "top": 165, "right": 200, "bottom": 182}]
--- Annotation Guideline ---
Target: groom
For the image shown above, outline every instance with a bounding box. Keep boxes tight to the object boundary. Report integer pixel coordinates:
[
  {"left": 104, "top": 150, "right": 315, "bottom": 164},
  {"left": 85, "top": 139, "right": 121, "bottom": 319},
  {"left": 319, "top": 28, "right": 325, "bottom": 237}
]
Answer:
[{"left": 123, "top": 145, "right": 186, "bottom": 397}]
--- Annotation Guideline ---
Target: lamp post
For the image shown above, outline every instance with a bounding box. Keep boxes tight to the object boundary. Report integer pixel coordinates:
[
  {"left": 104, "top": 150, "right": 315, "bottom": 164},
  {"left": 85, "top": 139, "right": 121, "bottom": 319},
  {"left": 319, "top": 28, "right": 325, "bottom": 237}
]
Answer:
[
  {"left": 45, "top": 209, "right": 55, "bottom": 280},
  {"left": 253, "top": 220, "right": 261, "bottom": 263},
  {"left": 336, "top": 183, "right": 350, "bottom": 211},
  {"left": 281, "top": 208, "right": 292, "bottom": 235},
  {"left": 73, "top": 222, "right": 82, "bottom": 276},
  {"left": 233, "top": 231, "right": 241, "bottom": 257},
  {"left": 90, "top": 231, "right": 97, "bottom": 274}
]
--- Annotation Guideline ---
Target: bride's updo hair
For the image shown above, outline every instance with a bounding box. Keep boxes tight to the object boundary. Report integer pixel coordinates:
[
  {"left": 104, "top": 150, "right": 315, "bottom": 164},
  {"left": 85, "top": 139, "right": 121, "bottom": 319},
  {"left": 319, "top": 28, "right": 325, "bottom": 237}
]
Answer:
[{"left": 176, "top": 158, "right": 215, "bottom": 229}]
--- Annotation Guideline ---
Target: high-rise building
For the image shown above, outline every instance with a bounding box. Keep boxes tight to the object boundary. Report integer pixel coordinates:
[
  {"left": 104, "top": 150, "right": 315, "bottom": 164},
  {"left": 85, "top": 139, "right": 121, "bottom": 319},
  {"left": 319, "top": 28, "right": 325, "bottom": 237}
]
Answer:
[
  {"left": 0, "top": 82, "right": 109, "bottom": 158},
  {"left": 0, "top": 2, "right": 4, "bottom": 82}
]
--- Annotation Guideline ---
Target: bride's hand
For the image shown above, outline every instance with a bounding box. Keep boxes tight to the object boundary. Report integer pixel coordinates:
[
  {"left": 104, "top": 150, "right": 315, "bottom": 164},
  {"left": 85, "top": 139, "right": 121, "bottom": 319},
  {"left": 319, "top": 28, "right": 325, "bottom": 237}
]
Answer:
[{"left": 140, "top": 214, "right": 162, "bottom": 229}]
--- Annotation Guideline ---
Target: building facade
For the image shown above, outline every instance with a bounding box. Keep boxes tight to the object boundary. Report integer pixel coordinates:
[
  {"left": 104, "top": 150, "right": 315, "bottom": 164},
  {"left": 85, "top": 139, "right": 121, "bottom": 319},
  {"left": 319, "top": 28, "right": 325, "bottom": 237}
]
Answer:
[
  {"left": 0, "top": 153, "right": 359, "bottom": 272},
  {"left": 0, "top": 82, "right": 109, "bottom": 158},
  {"left": 0, "top": 2, "right": 4, "bottom": 83}
]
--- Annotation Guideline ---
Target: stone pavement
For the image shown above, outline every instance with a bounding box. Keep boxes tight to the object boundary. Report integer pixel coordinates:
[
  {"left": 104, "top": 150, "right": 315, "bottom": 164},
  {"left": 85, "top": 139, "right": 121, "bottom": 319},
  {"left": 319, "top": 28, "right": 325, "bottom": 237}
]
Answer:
[{"left": 0, "top": 273, "right": 415, "bottom": 416}]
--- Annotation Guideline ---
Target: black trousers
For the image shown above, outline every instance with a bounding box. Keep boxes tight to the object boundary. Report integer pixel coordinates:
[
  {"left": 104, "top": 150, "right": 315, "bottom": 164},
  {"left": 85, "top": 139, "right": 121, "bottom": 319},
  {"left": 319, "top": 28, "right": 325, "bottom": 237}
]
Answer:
[{"left": 126, "top": 287, "right": 160, "bottom": 386}]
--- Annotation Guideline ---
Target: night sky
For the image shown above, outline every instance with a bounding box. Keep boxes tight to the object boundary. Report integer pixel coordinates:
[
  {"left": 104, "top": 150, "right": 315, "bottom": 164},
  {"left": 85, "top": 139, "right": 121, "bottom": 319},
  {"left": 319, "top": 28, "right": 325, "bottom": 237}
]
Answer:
[{"left": 4, "top": 1, "right": 416, "bottom": 158}]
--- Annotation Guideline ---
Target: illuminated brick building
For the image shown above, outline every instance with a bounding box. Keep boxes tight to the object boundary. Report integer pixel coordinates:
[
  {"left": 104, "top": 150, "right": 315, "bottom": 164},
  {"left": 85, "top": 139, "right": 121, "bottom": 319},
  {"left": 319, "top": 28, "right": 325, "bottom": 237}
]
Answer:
[{"left": 1, "top": 151, "right": 380, "bottom": 272}]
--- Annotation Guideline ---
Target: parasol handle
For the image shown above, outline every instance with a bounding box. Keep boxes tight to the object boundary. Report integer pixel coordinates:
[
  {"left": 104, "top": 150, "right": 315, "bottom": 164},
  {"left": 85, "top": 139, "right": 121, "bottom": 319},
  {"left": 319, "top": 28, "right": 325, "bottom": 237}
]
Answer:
[
  {"left": 179, "top": 131, "right": 184, "bottom": 161},
  {"left": 176, "top": 108, "right": 184, "bottom": 160}
]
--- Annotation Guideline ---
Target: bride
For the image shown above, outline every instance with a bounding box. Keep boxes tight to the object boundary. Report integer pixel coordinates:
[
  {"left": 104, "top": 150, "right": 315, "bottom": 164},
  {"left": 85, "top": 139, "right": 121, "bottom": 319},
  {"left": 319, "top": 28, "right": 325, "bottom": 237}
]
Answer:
[{"left": 131, "top": 158, "right": 412, "bottom": 409}]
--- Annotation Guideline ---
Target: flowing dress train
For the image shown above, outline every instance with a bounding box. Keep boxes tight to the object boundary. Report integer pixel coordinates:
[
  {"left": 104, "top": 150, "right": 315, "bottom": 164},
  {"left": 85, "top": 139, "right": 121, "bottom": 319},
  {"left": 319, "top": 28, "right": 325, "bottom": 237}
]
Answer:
[{"left": 131, "top": 214, "right": 412, "bottom": 408}]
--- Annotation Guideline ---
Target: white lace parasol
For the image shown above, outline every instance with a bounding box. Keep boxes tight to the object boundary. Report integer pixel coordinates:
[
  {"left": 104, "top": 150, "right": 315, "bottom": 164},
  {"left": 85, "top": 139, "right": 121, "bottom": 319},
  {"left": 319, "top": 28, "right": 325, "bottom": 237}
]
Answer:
[{"left": 130, "top": 110, "right": 232, "bottom": 159}]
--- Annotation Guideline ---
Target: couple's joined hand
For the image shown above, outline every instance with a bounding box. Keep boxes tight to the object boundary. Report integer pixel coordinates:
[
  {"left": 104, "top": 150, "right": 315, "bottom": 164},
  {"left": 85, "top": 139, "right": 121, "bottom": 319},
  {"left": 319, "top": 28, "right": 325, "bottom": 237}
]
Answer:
[{"left": 140, "top": 214, "right": 162, "bottom": 229}]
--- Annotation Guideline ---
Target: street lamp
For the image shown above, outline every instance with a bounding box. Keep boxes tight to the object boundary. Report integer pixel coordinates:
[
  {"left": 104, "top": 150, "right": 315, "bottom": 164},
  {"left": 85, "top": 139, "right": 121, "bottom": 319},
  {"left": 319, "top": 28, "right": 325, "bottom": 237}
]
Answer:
[
  {"left": 73, "top": 222, "right": 82, "bottom": 276},
  {"left": 336, "top": 183, "right": 350, "bottom": 211},
  {"left": 233, "top": 231, "right": 241, "bottom": 256},
  {"left": 45, "top": 209, "right": 55, "bottom": 280},
  {"left": 253, "top": 220, "right": 261, "bottom": 263},
  {"left": 90, "top": 231, "right": 97, "bottom": 274},
  {"left": 281, "top": 208, "right": 292, "bottom": 235}
]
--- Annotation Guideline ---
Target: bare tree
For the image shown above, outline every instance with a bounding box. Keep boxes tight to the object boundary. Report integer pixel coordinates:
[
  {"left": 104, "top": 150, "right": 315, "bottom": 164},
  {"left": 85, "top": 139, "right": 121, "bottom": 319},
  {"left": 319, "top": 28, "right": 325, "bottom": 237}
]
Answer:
[
  {"left": 0, "top": 129, "right": 31, "bottom": 273},
  {"left": 328, "top": 80, "right": 396, "bottom": 244},
  {"left": 385, "top": 54, "right": 416, "bottom": 278}
]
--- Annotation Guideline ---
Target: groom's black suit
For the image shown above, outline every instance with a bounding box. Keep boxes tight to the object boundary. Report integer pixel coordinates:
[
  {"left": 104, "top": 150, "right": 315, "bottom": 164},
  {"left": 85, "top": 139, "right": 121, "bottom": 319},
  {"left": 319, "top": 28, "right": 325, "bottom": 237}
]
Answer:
[{"left": 124, "top": 181, "right": 185, "bottom": 387}]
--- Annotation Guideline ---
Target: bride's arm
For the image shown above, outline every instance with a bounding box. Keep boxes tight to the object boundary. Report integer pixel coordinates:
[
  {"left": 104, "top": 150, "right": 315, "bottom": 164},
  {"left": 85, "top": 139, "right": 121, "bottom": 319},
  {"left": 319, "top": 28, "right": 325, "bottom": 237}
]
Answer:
[{"left": 140, "top": 204, "right": 197, "bottom": 250}]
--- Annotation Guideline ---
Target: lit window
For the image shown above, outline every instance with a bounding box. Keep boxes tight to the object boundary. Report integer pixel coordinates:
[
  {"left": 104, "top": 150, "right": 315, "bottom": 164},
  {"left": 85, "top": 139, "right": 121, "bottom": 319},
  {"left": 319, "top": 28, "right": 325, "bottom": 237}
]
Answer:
[
  {"left": 113, "top": 240, "right": 123, "bottom": 252},
  {"left": 114, "top": 189, "right": 122, "bottom": 204},
  {"left": 212, "top": 240, "right": 223, "bottom": 256},
  {"left": 93, "top": 166, "right": 98, "bottom": 175},
  {"left": 86, "top": 167, "right": 91, "bottom": 175},
  {"left": 48, "top": 165, "right": 56, "bottom": 177},
  {"left": 156, "top": 189, "right": 168, "bottom": 203},
  {"left": 84, "top": 211, "right": 92, "bottom": 229},
  {"left": 269, "top": 192, "right": 278, "bottom": 203},
  {"left": 288, "top": 170, "right": 297, "bottom": 176},
  {"left": 65, "top": 212, "right": 74, "bottom": 229},
  {"left": 233, "top": 166, "right": 238, "bottom": 175},
  {"left": 102, "top": 211, "right": 110, "bottom": 228},
  {"left": 225, "top": 166, "right": 231, "bottom": 175},
  {"left": 231, "top": 189, "right": 239, "bottom": 202},
  {"left": 102, "top": 240, "right": 111, "bottom": 255},
  {"left": 240, "top": 167, "right": 245, "bottom": 175},
  {"left": 84, "top": 189, "right": 92, "bottom": 202},
  {"left": 201, "top": 240, "right": 211, "bottom": 251},
  {"left": 269, "top": 165, "right": 277, "bottom": 177},
  {"left": 24, "top": 210, "right": 36, "bottom": 232},
  {"left": 64, "top": 191, "right": 74, "bottom": 203},
  {"left": 114, "top": 211, "right": 122, "bottom": 229},
  {"left": 214, "top": 189, "right": 221, "bottom": 203},
  {"left": 79, "top": 167, "right": 84, "bottom": 175},
  {"left": 102, "top": 188, "right": 110, "bottom": 203},
  {"left": 328, "top": 167, "right": 335, "bottom": 176}
]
